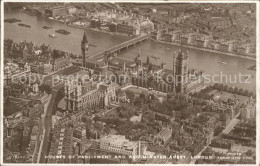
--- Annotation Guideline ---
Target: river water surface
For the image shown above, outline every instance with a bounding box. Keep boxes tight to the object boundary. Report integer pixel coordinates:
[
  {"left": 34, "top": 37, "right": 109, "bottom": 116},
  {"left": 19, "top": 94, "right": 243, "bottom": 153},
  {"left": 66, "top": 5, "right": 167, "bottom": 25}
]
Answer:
[{"left": 4, "top": 11, "right": 256, "bottom": 93}]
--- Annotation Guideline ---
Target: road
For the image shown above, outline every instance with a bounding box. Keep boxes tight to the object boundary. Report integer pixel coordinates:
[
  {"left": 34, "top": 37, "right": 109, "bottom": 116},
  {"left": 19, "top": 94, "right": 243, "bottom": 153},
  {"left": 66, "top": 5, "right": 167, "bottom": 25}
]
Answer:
[
  {"left": 37, "top": 94, "right": 52, "bottom": 163},
  {"left": 190, "top": 145, "right": 209, "bottom": 164},
  {"left": 222, "top": 114, "right": 240, "bottom": 134},
  {"left": 39, "top": 86, "right": 61, "bottom": 163},
  {"left": 37, "top": 65, "right": 78, "bottom": 163}
]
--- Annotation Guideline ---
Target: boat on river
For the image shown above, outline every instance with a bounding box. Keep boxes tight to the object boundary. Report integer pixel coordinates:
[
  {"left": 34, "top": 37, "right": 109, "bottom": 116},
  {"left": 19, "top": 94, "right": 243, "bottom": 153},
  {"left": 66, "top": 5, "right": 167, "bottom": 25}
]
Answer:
[
  {"left": 217, "top": 60, "right": 227, "bottom": 65},
  {"left": 242, "top": 75, "right": 250, "bottom": 79},
  {"left": 18, "top": 23, "right": 31, "bottom": 28},
  {"left": 55, "top": 29, "right": 71, "bottom": 35},
  {"left": 49, "top": 33, "right": 57, "bottom": 38},
  {"left": 4, "top": 18, "right": 21, "bottom": 23},
  {"left": 43, "top": 26, "right": 52, "bottom": 29},
  {"left": 242, "top": 74, "right": 254, "bottom": 80},
  {"left": 151, "top": 54, "right": 160, "bottom": 60},
  {"left": 247, "top": 65, "right": 256, "bottom": 71}
]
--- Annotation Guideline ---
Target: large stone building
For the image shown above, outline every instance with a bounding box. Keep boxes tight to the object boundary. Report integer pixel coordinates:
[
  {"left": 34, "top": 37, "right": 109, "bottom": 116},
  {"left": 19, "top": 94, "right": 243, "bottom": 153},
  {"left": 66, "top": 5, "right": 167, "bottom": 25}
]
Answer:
[
  {"left": 174, "top": 49, "right": 189, "bottom": 93},
  {"left": 241, "top": 99, "right": 256, "bottom": 120},
  {"left": 48, "top": 126, "right": 73, "bottom": 163},
  {"left": 45, "top": 5, "right": 76, "bottom": 17},
  {"left": 79, "top": 31, "right": 203, "bottom": 101},
  {"left": 89, "top": 135, "right": 151, "bottom": 162},
  {"left": 64, "top": 78, "right": 117, "bottom": 112},
  {"left": 4, "top": 99, "right": 44, "bottom": 138},
  {"left": 64, "top": 32, "right": 117, "bottom": 112},
  {"left": 131, "top": 49, "right": 204, "bottom": 94}
]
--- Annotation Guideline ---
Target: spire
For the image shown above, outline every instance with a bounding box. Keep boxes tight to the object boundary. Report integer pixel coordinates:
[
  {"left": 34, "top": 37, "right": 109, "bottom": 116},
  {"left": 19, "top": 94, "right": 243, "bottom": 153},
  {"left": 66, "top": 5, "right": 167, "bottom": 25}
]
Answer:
[
  {"left": 82, "top": 31, "right": 88, "bottom": 43},
  {"left": 186, "top": 50, "right": 189, "bottom": 59},
  {"left": 173, "top": 51, "right": 176, "bottom": 68},
  {"left": 173, "top": 51, "right": 176, "bottom": 85},
  {"left": 123, "top": 61, "right": 126, "bottom": 73},
  {"left": 177, "top": 49, "right": 184, "bottom": 60},
  {"left": 161, "top": 62, "right": 164, "bottom": 69},
  {"left": 146, "top": 56, "right": 150, "bottom": 65}
]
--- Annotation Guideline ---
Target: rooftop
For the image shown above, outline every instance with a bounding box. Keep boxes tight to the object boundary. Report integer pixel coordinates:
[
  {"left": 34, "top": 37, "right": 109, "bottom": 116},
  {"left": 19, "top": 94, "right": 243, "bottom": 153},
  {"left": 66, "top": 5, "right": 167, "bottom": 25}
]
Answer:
[
  {"left": 101, "top": 134, "right": 138, "bottom": 149},
  {"left": 158, "top": 128, "right": 172, "bottom": 139}
]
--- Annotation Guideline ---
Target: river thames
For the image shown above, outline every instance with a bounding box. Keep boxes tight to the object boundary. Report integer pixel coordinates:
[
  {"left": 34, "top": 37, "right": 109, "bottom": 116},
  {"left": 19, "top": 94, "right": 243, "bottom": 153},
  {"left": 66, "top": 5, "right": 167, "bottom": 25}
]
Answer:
[{"left": 4, "top": 11, "right": 256, "bottom": 93}]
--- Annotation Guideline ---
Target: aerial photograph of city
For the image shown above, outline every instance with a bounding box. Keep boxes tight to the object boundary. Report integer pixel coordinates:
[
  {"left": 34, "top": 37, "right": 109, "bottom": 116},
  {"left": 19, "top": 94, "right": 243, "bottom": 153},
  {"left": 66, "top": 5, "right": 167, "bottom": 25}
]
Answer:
[{"left": 2, "top": 1, "right": 258, "bottom": 165}]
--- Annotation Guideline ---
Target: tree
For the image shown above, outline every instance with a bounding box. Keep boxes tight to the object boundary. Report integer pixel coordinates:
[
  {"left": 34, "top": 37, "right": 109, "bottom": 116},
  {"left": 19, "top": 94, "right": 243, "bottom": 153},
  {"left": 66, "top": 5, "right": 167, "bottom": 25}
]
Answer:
[
  {"left": 225, "top": 9, "right": 230, "bottom": 16},
  {"left": 248, "top": 92, "right": 254, "bottom": 97},
  {"left": 213, "top": 83, "right": 219, "bottom": 89},
  {"left": 117, "top": 121, "right": 134, "bottom": 135},
  {"left": 246, "top": 150, "right": 253, "bottom": 156},
  {"left": 167, "top": 91, "right": 175, "bottom": 99},
  {"left": 219, "top": 84, "right": 224, "bottom": 90},
  {"left": 85, "top": 126, "right": 92, "bottom": 139},
  {"left": 234, "top": 87, "right": 239, "bottom": 94},
  {"left": 228, "top": 87, "right": 234, "bottom": 93},
  {"left": 93, "top": 122, "right": 103, "bottom": 133},
  {"left": 140, "top": 92, "right": 145, "bottom": 99},
  {"left": 125, "top": 90, "right": 135, "bottom": 103},
  {"left": 224, "top": 85, "right": 229, "bottom": 91},
  {"left": 244, "top": 90, "right": 249, "bottom": 96},
  {"left": 82, "top": 116, "right": 92, "bottom": 126},
  {"left": 147, "top": 76, "right": 154, "bottom": 88},
  {"left": 238, "top": 88, "right": 244, "bottom": 95},
  {"left": 133, "top": 98, "right": 142, "bottom": 107},
  {"left": 39, "top": 84, "right": 51, "bottom": 94},
  {"left": 104, "top": 127, "right": 110, "bottom": 135},
  {"left": 180, "top": 109, "right": 191, "bottom": 120}
]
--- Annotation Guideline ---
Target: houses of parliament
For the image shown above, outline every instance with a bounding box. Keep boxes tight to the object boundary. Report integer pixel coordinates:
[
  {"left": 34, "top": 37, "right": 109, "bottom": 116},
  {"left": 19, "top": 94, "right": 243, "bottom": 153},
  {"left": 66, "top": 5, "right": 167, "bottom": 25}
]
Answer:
[
  {"left": 64, "top": 32, "right": 205, "bottom": 112},
  {"left": 131, "top": 48, "right": 204, "bottom": 94}
]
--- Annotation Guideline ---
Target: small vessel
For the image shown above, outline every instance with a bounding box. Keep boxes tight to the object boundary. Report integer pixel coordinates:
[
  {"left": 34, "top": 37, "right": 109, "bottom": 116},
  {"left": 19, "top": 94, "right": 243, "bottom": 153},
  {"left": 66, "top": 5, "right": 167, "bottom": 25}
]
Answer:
[
  {"left": 49, "top": 33, "right": 57, "bottom": 38},
  {"left": 18, "top": 23, "right": 31, "bottom": 28},
  {"left": 4, "top": 18, "right": 21, "bottom": 23},
  {"left": 247, "top": 65, "right": 256, "bottom": 71},
  {"left": 43, "top": 26, "right": 51, "bottom": 29},
  {"left": 151, "top": 54, "right": 160, "bottom": 60},
  {"left": 55, "top": 29, "right": 71, "bottom": 35},
  {"left": 217, "top": 60, "right": 227, "bottom": 65},
  {"left": 242, "top": 75, "right": 250, "bottom": 80}
]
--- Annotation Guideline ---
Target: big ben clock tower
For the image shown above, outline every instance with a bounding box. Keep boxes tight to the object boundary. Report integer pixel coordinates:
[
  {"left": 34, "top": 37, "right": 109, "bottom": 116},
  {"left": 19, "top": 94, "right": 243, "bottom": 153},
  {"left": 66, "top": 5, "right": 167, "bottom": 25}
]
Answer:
[{"left": 81, "top": 31, "right": 89, "bottom": 68}]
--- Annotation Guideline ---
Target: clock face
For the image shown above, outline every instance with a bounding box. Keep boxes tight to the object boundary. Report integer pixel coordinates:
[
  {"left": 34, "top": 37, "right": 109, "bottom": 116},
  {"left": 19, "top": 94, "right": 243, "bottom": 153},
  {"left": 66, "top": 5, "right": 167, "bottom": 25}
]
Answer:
[{"left": 82, "top": 43, "right": 89, "bottom": 51}]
